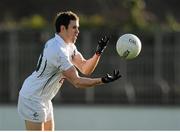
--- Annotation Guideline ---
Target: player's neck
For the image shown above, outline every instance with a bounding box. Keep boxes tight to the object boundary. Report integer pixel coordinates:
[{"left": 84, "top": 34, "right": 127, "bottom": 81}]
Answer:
[{"left": 58, "top": 33, "right": 70, "bottom": 44}]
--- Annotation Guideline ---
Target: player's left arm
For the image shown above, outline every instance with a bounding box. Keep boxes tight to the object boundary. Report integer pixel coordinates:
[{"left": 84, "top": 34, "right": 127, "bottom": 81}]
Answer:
[{"left": 72, "top": 35, "right": 110, "bottom": 76}]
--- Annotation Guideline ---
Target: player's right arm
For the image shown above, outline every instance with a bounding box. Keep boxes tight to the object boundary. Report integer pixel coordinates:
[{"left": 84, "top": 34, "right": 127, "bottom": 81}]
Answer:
[
  {"left": 72, "top": 35, "right": 110, "bottom": 76},
  {"left": 62, "top": 66, "right": 121, "bottom": 88}
]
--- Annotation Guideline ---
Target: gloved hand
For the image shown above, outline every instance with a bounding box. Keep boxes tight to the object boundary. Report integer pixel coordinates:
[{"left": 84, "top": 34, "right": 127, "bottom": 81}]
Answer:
[
  {"left": 95, "top": 35, "right": 110, "bottom": 55},
  {"left": 101, "top": 70, "right": 122, "bottom": 83}
]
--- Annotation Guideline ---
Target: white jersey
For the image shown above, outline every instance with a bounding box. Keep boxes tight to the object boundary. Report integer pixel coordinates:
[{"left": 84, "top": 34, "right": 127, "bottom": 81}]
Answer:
[{"left": 19, "top": 34, "right": 78, "bottom": 101}]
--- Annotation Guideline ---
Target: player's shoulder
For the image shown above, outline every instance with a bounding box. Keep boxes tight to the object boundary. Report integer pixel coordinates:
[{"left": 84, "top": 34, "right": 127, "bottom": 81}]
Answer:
[
  {"left": 45, "top": 38, "right": 68, "bottom": 58},
  {"left": 45, "top": 36, "right": 61, "bottom": 50}
]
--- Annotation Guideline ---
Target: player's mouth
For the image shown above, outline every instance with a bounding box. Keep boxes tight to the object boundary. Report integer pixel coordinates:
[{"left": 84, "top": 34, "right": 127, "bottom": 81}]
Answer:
[
  {"left": 74, "top": 34, "right": 78, "bottom": 40},
  {"left": 71, "top": 35, "right": 78, "bottom": 43}
]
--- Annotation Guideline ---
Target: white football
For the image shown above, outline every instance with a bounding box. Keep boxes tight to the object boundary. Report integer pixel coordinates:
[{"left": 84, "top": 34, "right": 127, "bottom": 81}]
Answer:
[{"left": 116, "top": 33, "right": 142, "bottom": 59}]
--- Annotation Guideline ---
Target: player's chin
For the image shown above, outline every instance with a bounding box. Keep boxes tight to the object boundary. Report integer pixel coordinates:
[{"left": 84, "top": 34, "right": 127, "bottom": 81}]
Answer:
[{"left": 72, "top": 38, "right": 77, "bottom": 43}]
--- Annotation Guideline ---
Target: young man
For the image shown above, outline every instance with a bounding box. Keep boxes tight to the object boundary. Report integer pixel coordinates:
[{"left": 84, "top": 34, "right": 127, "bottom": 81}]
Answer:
[{"left": 17, "top": 11, "right": 121, "bottom": 131}]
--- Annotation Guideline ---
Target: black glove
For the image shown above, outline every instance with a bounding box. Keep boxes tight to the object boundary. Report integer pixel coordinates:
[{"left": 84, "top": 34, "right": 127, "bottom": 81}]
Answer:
[
  {"left": 95, "top": 35, "right": 110, "bottom": 55},
  {"left": 101, "top": 70, "right": 122, "bottom": 83}
]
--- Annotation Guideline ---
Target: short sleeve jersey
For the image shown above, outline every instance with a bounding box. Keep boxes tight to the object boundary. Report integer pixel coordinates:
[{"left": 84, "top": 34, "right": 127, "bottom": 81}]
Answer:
[{"left": 19, "top": 34, "right": 78, "bottom": 101}]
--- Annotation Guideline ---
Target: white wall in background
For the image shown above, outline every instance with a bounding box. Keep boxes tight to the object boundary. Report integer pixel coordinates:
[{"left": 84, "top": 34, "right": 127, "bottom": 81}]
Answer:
[{"left": 0, "top": 105, "right": 180, "bottom": 130}]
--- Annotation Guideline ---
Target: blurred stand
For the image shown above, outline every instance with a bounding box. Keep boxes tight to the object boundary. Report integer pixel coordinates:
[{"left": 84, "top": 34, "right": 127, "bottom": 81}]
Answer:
[{"left": 0, "top": 28, "right": 179, "bottom": 105}]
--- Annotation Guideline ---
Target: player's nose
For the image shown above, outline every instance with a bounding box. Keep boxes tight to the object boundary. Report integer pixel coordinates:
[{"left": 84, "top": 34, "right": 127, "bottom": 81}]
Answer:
[{"left": 76, "top": 28, "right": 79, "bottom": 34}]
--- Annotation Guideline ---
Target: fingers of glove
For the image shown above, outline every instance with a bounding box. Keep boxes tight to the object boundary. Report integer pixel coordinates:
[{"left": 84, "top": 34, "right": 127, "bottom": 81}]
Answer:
[
  {"left": 116, "top": 74, "right": 122, "bottom": 79},
  {"left": 105, "top": 36, "right": 110, "bottom": 43},
  {"left": 98, "top": 35, "right": 110, "bottom": 45},
  {"left": 102, "top": 36, "right": 110, "bottom": 44},
  {"left": 98, "top": 40, "right": 102, "bottom": 44},
  {"left": 113, "top": 70, "right": 121, "bottom": 80},
  {"left": 102, "top": 36, "right": 107, "bottom": 42},
  {"left": 114, "top": 70, "right": 120, "bottom": 76},
  {"left": 113, "top": 69, "right": 117, "bottom": 75}
]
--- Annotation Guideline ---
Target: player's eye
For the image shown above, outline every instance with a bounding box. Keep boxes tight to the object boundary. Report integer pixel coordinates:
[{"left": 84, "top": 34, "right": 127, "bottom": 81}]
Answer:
[{"left": 73, "top": 26, "right": 77, "bottom": 29}]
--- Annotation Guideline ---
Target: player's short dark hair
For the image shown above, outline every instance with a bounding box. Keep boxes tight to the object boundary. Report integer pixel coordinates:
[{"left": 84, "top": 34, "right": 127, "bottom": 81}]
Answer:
[{"left": 55, "top": 11, "right": 79, "bottom": 33}]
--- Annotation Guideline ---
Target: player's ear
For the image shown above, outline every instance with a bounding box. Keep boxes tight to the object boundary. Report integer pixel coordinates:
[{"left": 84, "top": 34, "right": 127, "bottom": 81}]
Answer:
[{"left": 60, "top": 25, "right": 66, "bottom": 32}]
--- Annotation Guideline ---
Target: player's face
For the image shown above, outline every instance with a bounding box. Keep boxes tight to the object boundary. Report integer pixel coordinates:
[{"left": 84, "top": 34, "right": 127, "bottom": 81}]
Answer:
[{"left": 64, "top": 20, "right": 79, "bottom": 44}]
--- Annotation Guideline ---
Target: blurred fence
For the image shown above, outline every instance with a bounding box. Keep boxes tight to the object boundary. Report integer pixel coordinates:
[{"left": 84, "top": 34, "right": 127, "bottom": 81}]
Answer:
[{"left": 0, "top": 29, "right": 180, "bottom": 105}]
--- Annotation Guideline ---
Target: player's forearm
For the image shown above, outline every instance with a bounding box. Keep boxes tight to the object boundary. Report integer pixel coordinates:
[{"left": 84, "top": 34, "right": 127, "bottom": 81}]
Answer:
[
  {"left": 71, "top": 77, "right": 103, "bottom": 88},
  {"left": 64, "top": 66, "right": 121, "bottom": 89},
  {"left": 81, "top": 54, "right": 100, "bottom": 75}
]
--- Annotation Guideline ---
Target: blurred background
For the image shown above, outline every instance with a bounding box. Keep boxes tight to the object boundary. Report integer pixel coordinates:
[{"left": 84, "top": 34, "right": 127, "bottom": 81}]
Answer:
[{"left": 0, "top": 0, "right": 180, "bottom": 130}]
